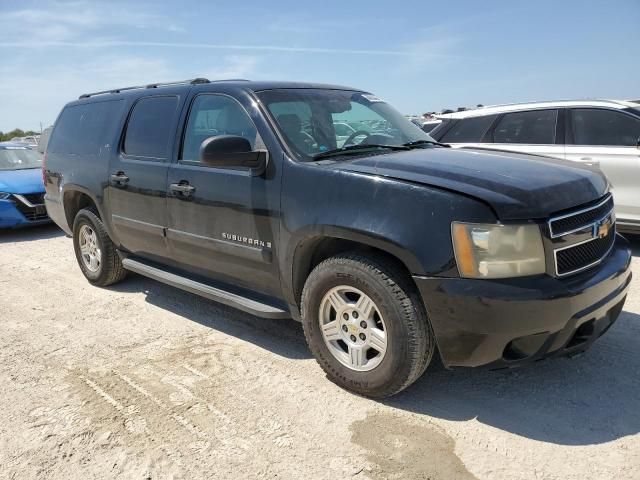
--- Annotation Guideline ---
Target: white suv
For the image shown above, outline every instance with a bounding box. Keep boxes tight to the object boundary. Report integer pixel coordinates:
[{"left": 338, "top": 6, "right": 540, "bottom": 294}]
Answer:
[{"left": 430, "top": 100, "right": 640, "bottom": 233}]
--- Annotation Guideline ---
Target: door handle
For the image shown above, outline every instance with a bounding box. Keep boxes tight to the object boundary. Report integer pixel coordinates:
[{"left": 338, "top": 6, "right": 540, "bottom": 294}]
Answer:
[
  {"left": 578, "top": 157, "right": 600, "bottom": 166},
  {"left": 170, "top": 182, "right": 195, "bottom": 198},
  {"left": 110, "top": 172, "right": 129, "bottom": 187}
]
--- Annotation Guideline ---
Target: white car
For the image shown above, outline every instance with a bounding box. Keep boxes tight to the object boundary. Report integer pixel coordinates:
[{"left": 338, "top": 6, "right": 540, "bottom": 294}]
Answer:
[
  {"left": 333, "top": 121, "right": 357, "bottom": 147},
  {"left": 430, "top": 100, "right": 640, "bottom": 233},
  {"left": 9, "top": 135, "right": 39, "bottom": 148}
]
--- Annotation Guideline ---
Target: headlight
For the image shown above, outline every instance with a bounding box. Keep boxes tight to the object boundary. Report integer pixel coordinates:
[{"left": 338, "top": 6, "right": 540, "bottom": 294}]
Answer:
[
  {"left": 451, "top": 222, "right": 546, "bottom": 278},
  {"left": 0, "top": 192, "right": 11, "bottom": 200}
]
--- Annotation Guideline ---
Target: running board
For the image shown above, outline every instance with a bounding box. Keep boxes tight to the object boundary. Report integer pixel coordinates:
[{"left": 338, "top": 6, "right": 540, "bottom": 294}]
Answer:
[{"left": 121, "top": 258, "right": 290, "bottom": 319}]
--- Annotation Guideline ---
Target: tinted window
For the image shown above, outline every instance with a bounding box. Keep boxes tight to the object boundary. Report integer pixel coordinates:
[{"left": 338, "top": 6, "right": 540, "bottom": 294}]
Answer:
[
  {"left": 421, "top": 121, "right": 441, "bottom": 133},
  {"left": 124, "top": 96, "right": 179, "bottom": 159},
  {"left": 181, "top": 95, "right": 258, "bottom": 162},
  {"left": 48, "top": 100, "right": 124, "bottom": 155},
  {"left": 440, "top": 115, "right": 496, "bottom": 143},
  {"left": 493, "top": 109, "right": 557, "bottom": 144},
  {"left": 572, "top": 109, "right": 640, "bottom": 146}
]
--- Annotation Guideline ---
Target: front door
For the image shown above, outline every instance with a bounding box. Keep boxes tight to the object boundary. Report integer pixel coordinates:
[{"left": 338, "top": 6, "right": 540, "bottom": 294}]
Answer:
[
  {"left": 107, "top": 93, "right": 184, "bottom": 260},
  {"left": 165, "top": 92, "right": 282, "bottom": 297},
  {"left": 565, "top": 108, "right": 640, "bottom": 225}
]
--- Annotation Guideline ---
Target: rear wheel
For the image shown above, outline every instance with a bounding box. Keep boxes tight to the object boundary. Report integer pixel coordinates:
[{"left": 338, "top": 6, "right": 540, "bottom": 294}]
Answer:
[
  {"left": 72, "top": 208, "right": 127, "bottom": 286},
  {"left": 301, "top": 252, "right": 435, "bottom": 398}
]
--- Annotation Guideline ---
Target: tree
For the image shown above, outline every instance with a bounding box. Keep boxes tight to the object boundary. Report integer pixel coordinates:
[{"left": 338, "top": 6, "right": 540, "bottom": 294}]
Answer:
[{"left": 0, "top": 129, "right": 39, "bottom": 142}]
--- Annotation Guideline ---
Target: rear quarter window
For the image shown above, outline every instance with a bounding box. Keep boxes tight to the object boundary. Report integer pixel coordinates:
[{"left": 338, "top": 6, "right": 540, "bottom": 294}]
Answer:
[{"left": 48, "top": 100, "right": 125, "bottom": 155}]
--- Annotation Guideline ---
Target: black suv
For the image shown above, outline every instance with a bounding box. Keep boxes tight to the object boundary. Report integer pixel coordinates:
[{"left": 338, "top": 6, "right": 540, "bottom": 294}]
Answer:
[{"left": 44, "top": 79, "right": 632, "bottom": 397}]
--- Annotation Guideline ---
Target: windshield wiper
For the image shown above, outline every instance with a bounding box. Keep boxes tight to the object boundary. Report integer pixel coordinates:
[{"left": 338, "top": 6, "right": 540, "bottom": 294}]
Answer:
[
  {"left": 311, "top": 144, "right": 409, "bottom": 161},
  {"left": 402, "top": 139, "right": 450, "bottom": 148}
]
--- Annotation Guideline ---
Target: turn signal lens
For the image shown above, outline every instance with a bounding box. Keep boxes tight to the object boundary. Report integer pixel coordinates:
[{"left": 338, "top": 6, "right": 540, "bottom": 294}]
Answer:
[{"left": 452, "top": 222, "right": 546, "bottom": 279}]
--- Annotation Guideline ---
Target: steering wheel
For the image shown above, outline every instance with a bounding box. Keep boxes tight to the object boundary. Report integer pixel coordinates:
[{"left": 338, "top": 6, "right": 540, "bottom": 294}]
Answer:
[{"left": 342, "top": 130, "right": 372, "bottom": 147}]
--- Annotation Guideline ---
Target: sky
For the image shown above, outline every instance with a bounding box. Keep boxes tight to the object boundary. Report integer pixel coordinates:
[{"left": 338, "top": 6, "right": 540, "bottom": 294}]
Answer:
[{"left": 0, "top": 0, "right": 639, "bottom": 132}]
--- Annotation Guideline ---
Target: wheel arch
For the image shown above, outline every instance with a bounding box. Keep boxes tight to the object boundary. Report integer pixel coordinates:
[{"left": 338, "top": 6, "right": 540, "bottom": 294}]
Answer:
[
  {"left": 287, "top": 226, "right": 423, "bottom": 314},
  {"left": 62, "top": 185, "right": 106, "bottom": 232}
]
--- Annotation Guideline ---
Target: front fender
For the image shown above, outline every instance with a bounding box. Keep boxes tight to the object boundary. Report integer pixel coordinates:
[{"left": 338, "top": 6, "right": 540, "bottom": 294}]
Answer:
[{"left": 279, "top": 160, "right": 497, "bottom": 307}]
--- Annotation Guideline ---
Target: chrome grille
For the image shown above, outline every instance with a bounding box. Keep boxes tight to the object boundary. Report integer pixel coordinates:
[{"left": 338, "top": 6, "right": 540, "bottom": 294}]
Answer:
[
  {"left": 548, "top": 195, "right": 616, "bottom": 277},
  {"left": 549, "top": 195, "right": 614, "bottom": 237},
  {"left": 554, "top": 232, "right": 615, "bottom": 276}
]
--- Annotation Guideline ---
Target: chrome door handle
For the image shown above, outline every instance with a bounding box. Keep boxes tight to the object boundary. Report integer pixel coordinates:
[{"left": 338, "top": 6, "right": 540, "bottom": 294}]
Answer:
[
  {"left": 110, "top": 172, "right": 129, "bottom": 187},
  {"left": 169, "top": 182, "right": 195, "bottom": 198}
]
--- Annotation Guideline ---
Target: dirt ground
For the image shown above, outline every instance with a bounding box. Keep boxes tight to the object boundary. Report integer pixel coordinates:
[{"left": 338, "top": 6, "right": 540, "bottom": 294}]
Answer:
[{"left": 0, "top": 224, "right": 638, "bottom": 480}]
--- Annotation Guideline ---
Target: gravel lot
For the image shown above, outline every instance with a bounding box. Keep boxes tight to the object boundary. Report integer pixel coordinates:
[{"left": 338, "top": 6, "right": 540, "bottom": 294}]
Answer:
[{"left": 0, "top": 224, "right": 638, "bottom": 480}]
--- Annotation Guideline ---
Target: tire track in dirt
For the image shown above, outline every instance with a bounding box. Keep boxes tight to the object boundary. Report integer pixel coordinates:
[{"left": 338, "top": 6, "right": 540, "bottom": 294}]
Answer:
[{"left": 114, "top": 371, "right": 214, "bottom": 451}]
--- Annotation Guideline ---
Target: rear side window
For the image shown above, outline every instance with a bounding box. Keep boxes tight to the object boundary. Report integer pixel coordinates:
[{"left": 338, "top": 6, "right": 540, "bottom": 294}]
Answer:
[
  {"left": 493, "top": 109, "right": 557, "bottom": 144},
  {"left": 571, "top": 109, "right": 640, "bottom": 146},
  {"left": 123, "top": 96, "right": 179, "bottom": 159},
  {"left": 440, "top": 115, "right": 496, "bottom": 143},
  {"left": 48, "top": 100, "right": 124, "bottom": 155}
]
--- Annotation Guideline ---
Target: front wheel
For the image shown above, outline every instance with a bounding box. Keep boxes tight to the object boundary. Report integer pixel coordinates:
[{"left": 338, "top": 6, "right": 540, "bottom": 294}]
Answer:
[{"left": 301, "top": 253, "right": 435, "bottom": 398}]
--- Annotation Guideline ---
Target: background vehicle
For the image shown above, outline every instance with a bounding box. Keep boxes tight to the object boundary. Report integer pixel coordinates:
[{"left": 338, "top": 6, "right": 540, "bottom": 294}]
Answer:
[
  {"left": 0, "top": 143, "right": 49, "bottom": 228},
  {"left": 430, "top": 100, "right": 640, "bottom": 233},
  {"left": 9, "top": 135, "right": 40, "bottom": 148},
  {"left": 408, "top": 116, "right": 442, "bottom": 133},
  {"left": 333, "top": 121, "right": 357, "bottom": 147},
  {"left": 37, "top": 127, "right": 53, "bottom": 154},
  {"left": 44, "top": 79, "right": 631, "bottom": 398}
]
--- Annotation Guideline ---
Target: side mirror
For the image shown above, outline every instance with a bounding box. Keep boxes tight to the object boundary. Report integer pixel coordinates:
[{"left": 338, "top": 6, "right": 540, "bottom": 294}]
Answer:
[{"left": 199, "top": 135, "right": 267, "bottom": 176}]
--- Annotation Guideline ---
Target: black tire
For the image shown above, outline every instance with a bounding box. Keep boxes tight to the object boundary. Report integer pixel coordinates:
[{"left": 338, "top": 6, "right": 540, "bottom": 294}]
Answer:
[
  {"left": 72, "top": 208, "right": 127, "bottom": 287},
  {"left": 301, "top": 252, "right": 435, "bottom": 398}
]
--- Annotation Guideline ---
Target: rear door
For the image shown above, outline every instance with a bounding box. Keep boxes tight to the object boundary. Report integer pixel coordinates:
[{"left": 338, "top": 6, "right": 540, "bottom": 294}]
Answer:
[
  {"left": 107, "top": 93, "right": 184, "bottom": 260},
  {"left": 565, "top": 108, "right": 640, "bottom": 225},
  {"left": 164, "top": 92, "right": 282, "bottom": 297}
]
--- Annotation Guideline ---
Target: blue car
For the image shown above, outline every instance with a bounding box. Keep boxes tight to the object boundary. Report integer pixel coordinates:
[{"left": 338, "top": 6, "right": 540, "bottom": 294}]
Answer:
[{"left": 0, "top": 143, "right": 50, "bottom": 228}]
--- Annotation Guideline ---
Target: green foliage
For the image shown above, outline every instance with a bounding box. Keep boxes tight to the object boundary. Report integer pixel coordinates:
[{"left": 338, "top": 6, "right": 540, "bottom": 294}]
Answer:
[{"left": 0, "top": 129, "right": 39, "bottom": 142}]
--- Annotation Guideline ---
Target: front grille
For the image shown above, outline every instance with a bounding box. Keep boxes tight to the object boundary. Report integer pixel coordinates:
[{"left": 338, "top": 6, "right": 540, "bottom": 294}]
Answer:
[
  {"left": 20, "top": 193, "right": 45, "bottom": 205},
  {"left": 555, "top": 232, "right": 615, "bottom": 276},
  {"left": 11, "top": 193, "right": 49, "bottom": 222},
  {"left": 549, "top": 195, "right": 614, "bottom": 237},
  {"left": 548, "top": 194, "right": 616, "bottom": 277}
]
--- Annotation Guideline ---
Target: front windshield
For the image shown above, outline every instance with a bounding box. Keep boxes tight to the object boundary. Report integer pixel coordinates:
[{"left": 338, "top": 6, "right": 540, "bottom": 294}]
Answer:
[
  {"left": 257, "top": 89, "right": 435, "bottom": 160},
  {"left": 0, "top": 147, "right": 43, "bottom": 170}
]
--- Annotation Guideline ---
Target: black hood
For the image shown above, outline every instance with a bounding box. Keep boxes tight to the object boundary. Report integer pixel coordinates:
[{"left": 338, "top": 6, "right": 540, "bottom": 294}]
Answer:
[{"left": 332, "top": 147, "right": 609, "bottom": 220}]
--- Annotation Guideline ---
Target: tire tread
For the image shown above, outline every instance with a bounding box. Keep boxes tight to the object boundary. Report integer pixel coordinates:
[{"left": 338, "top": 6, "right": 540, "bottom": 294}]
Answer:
[
  {"left": 301, "top": 252, "right": 434, "bottom": 398},
  {"left": 73, "top": 208, "right": 127, "bottom": 287}
]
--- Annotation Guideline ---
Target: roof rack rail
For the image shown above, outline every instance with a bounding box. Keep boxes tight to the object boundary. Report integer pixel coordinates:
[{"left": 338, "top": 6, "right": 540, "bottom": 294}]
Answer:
[
  {"left": 209, "top": 79, "right": 250, "bottom": 83},
  {"left": 79, "top": 77, "right": 212, "bottom": 99}
]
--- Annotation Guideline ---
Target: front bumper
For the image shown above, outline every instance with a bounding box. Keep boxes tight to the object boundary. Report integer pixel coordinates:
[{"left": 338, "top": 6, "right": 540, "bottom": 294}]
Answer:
[
  {"left": 413, "top": 234, "right": 632, "bottom": 368},
  {"left": 0, "top": 198, "right": 51, "bottom": 228}
]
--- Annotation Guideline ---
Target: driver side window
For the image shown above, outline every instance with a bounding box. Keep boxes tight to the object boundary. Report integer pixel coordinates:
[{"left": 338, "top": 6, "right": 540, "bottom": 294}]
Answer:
[{"left": 181, "top": 94, "right": 258, "bottom": 163}]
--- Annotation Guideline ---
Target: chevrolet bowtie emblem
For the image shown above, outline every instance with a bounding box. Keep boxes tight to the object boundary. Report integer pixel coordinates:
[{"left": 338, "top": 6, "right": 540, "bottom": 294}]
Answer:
[{"left": 593, "top": 217, "right": 612, "bottom": 239}]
